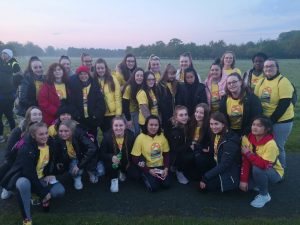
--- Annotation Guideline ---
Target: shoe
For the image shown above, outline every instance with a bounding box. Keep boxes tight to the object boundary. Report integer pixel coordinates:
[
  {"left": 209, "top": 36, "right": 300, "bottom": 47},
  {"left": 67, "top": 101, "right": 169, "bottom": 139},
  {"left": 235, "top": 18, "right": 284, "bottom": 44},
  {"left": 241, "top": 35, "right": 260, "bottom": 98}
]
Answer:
[
  {"left": 96, "top": 161, "right": 105, "bottom": 177},
  {"left": 118, "top": 172, "right": 126, "bottom": 182},
  {"left": 176, "top": 171, "right": 189, "bottom": 184},
  {"left": 253, "top": 187, "right": 260, "bottom": 192},
  {"left": 250, "top": 193, "right": 271, "bottom": 208},
  {"left": 110, "top": 178, "right": 119, "bottom": 193},
  {"left": 23, "top": 218, "right": 32, "bottom": 225},
  {"left": 1, "top": 188, "right": 12, "bottom": 200},
  {"left": 73, "top": 176, "right": 83, "bottom": 190},
  {"left": 89, "top": 173, "right": 99, "bottom": 184},
  {"left": 0, "top": 136, "right": 5, "bottom": 143}
]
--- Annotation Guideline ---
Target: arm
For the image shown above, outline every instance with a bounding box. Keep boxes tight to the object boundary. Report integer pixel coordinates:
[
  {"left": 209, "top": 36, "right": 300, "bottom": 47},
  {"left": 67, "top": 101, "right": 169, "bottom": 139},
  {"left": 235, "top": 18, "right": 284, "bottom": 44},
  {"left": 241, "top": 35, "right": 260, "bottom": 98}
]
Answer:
[
  {"left": 77, "top": 130, "right": 97, "bottom": 169},
  {"left": 140, "top": 104, "right": 151, "bottom": 119},
  {"left": 114, "top": 78, "right": 122, "bottom": 116},
  {"left": 270, "top": 98, "right": 292, "bottom": 123},
  {"left": 122, "top": 98, "right": 131, "bottom": 121},
  {"left": 38, "top": 84, "right": 58, "bottom": 117},
  {"left": 99, "top": 133, "right": 114, "bottom": 162}
]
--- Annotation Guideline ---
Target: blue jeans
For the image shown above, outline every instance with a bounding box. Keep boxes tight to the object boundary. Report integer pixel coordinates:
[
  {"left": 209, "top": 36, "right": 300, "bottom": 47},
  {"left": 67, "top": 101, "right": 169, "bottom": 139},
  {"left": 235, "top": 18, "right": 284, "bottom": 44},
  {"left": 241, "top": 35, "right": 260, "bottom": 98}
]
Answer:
[
  {"left": 69, "top": 159, "right": 83, "bottom": 178},
  {"left": 273, "top": 122, "right": 293, "bottom": 168}
]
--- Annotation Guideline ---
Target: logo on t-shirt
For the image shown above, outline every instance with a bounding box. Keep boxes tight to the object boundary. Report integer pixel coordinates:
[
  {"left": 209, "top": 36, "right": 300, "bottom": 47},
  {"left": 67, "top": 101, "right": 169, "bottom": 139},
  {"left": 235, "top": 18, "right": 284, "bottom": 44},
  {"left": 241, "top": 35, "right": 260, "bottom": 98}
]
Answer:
[
  {"left": 261, "top": 87, "right": 272, "bottom": 103},
  {"left": 231, "top": 105, "right": 242, "bottom": 117},
  {"left": 150, "top": 142, "right": 161, "bottom": 160}
]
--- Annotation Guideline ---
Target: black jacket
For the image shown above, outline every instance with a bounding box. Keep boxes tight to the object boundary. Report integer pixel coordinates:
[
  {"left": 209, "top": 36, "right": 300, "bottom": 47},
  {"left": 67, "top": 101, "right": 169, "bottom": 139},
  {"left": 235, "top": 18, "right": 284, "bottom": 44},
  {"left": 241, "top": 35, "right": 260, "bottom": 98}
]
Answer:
[
  {"left": 203, "top": 131, "right": 241, "bottom": 192},
  {"left": 101, "top": 129, "right": 135, "bottom": 167},
  {"left": 55, "top": 127, "right": 98, "bottom": 170},
  {"left": 16, "top": 73, "right": 44, "bottom": 116},
  {"left": 0, "top": 58, "right": 15, "bottom": 98},
  {"left": 219, "top": 92, "right": 263, "bottom": 135},
  {"left": 0, "top": 136, "right": 59, "bottom": 199},
  {"left": 68, "top": 76, "right": 105, "bottom": 127}
]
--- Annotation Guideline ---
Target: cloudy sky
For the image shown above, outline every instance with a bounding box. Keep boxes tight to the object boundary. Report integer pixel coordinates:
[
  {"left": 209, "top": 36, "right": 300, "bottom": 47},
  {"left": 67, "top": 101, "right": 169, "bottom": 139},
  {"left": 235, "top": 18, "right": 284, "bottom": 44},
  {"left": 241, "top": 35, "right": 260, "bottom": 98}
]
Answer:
[{"left": 1, "top": 0, "right": 300, "bottom": 49}]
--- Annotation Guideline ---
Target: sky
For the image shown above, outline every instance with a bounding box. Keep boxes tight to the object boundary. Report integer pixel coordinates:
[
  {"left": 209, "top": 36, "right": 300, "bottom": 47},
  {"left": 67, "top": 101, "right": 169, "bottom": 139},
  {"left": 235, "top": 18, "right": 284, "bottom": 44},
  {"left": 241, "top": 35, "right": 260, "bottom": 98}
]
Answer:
[{"left": 1, "top": 0, "right": 300, "bottom": 49}]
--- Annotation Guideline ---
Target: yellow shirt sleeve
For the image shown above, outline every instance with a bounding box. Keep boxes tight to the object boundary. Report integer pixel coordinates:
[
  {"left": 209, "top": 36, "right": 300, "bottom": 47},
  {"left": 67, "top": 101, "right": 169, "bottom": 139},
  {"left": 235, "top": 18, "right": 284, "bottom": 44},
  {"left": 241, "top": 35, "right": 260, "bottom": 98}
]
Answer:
[
  {"left": 161, "top": 134, "right": 170, "bottom": 153},
  {"left": 123, "top": 85, "right": 131, "bottom": 100},
  {"left": 131, "top": 134, "right": 142, "bottom": 156},
  {"left": 136, "top": 90, "right": 148, "bottom": 105},
  {"left": 278, "top": 77, "right": 293, "bottom": 99}
]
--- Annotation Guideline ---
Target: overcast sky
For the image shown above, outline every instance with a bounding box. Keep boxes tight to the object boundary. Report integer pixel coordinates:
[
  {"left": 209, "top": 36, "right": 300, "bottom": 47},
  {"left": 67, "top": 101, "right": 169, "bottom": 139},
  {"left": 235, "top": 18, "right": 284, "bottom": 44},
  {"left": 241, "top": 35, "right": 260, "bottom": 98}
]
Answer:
[{"left": 1, "top": 0, "right": 300, "bottom": 49}]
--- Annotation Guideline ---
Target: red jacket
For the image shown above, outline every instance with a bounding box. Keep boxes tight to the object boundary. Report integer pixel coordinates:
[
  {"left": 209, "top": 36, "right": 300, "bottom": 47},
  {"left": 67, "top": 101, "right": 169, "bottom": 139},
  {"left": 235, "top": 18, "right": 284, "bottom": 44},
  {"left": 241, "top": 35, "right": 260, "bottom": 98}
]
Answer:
[{"left": 38, "top": 83, "right": 66, "bottom": 125}]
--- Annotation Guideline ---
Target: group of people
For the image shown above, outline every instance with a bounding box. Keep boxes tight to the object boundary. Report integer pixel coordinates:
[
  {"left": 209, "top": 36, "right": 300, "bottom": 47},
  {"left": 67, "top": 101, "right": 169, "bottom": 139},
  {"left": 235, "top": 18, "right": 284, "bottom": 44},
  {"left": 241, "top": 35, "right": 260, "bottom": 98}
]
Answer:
[{"left": 0, "top": 49, "right": 295, "bottom": 225}]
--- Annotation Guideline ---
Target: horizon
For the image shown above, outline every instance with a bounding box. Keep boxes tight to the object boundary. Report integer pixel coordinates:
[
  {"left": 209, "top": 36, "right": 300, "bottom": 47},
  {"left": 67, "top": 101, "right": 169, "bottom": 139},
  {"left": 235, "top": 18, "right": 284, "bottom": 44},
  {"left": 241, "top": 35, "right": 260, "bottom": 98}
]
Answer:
[{"left": 1, "top": 0, "right": 300, "bottom": 49}]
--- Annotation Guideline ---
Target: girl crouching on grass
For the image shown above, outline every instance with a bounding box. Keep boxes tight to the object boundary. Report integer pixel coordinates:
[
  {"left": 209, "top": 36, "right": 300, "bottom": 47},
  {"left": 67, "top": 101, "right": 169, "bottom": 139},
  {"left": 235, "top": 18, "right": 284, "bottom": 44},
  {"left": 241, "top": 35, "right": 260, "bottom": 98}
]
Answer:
[
  {"left": 57, "top": 119, "right": 98, "bottom": 190},
  {"left": 0, "top": 122, "right": 65, "bottom": 225},
  {"left": 131, "top": 115, "right": 170, "bottom": 192},
  {"left": 101, "top": 117, "right": 140, "bottom": 193},
  {"left": 240, "top": 115, "right": 284, "bottom": 208}
]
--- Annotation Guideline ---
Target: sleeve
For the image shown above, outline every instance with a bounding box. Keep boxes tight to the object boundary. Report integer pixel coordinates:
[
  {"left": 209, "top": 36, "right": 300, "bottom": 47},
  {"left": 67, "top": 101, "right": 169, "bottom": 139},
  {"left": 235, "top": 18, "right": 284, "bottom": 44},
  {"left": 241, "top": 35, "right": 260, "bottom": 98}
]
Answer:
[
  {"left": 136, "top": 90, "right": 148, "bottom": 105},
  {"left": 122, "top": 98, "right": 131, "bottom": 121},
  {"left": 131, "top": 135, "right": 142, "bottom": 157},
  {"left": 243, "top": 152, "right": 273, "bottom": 170},
  {"left": 162, "top": 152, "right": 170, "bottom": 168},
  {"left": 113, "top": 77, "right": 122, "bottom": 115},
  {"left": 100, "top": 133, "right": 114, "bottom": 162},
  {"left": 161, "top": 135, "right": 170, "bottom": 153},
  {"left": 77, "top": 131, "right": 97, "bottom": 169},
  {"left": 278, "top": 78, "right": 293, "bottom": 99},
  {"left": 240, "top": 155, "right": 251, "bottom": 183},
  {"left": 18, "top": 78, "right": 31, "bottom": 108},
  {"left": 38, "top": 84, "right": 57, "bottom": 117},
  {"left": 270, "top": 98, "right": 291, "bottom": 123}
]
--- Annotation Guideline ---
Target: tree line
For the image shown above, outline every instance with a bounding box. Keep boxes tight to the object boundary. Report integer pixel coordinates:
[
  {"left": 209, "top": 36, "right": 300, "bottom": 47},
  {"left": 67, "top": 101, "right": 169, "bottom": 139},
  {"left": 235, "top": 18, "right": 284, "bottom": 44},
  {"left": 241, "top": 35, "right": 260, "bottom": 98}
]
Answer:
[{"left": 1, "top": 30, "right": 299, "bottom": 59}]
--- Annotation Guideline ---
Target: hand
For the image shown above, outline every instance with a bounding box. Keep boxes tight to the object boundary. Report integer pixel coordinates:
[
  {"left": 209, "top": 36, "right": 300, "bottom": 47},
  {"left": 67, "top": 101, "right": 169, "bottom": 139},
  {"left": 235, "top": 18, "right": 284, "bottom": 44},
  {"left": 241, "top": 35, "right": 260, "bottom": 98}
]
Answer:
[
  {"left": 126, "top": 120, "right": 133, "bottom": 129},
  {"left": 43, "top": 175, "right": 56, "bottom": 185},
  {"left": 239, "top": 181, "right": 248, "bottom": 192},
  {"left": 149, "top": 169, "right": 159, "bottom": 178},
  {"left": 190, "top": 144, "right": 194, "bottom": 151},
  {"left": 241, "top": 146, "right": 251, "bottom": 154},
  {"left": 42, "top": 193, "right": 51, "bottom": 203},
  {"left": 138, "top": 161, "right": 145, "bottom": 168},
  {"left": 202, "top": 148, "right": 209, "bottom": 153},
  {"left": 161, "top": 168, "right": 168, "bottom": 179},
  {"left": 112, "top": 155, "right": 120, "bottom": 164},
  {"left": 199, "top": 181, "right": 206, "bottom": 189},
  {"left": 72, "top": 165, "right": 80, "bottom": 176}
]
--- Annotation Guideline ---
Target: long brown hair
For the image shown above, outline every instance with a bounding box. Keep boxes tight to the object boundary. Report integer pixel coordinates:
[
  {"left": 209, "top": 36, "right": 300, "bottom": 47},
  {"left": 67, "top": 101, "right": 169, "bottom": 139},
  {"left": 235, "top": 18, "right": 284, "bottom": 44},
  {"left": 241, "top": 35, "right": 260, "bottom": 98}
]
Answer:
[
  {"left": 159, "top": 63, "right": 177, "bottom": 96},
  {"left": 225, "top": 73, "right": 249, "bottom": 104},
  {"left": 45, "top": 63, "right": 68, "bottom": 84},
  {"left": 94, "top": 58, "right": 115, "bottom": 92},
  {"left": 210, "top": 112, "right": 229, "bottom": 148}
]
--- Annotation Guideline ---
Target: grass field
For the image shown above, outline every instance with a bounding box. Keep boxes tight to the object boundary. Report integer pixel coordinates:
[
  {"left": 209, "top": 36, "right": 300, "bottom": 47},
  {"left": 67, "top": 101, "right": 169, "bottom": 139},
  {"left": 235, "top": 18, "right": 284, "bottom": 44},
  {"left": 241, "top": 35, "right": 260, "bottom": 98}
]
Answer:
[{"left": 15, "top": 57, "right": 300, "bottom": 151}]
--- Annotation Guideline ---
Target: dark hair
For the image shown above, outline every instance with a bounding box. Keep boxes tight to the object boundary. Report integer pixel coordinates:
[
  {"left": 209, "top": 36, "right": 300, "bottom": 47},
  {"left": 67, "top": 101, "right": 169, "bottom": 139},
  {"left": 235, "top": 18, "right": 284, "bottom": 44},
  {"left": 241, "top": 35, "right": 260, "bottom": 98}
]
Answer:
[
  {"left": 142, "top": 71, "right": 157, "bottom": 109},
  {"left": 221, "top": 51, "right": 236, "bottom": 69},
  {"left": 81, "top": 52, "right": 91, "bottom": 62},
  {"left": 225, "top": 73, "right": 249, "bottom": 103},
  {"left": 252, "top": 115, "right": 273, "bottom": 135},
  {"left": 142, "top": 115, "right": 162, "bottom": 135},
  {"left": 24, "top": 56, "right": 41, "bottom": 75},
  {"left": 159, "top": 63, "right": 177, "bottom": 96},
  {"left": 265, "top": 58, "right": 280, "bottom": 73},
  {"left": 118, "top": 53, "right": 137, "bottom": 81},
  {"left": 251, "top": 52, "right": 268, "bottom": 62},
  {"left": 59, "top": 55, "right": 70, "bottom": 63},
  {"left": 210, "top": 112, "right": 229, "bottom": 136},
  {"left": 45, "top": 63, "right": 68, "bottom": 84},
  {"left": 183, "top": 67, "right": 200, "bottom": 84},
  {"left": 188, "top": 103, "right": 210, "bottom": 142},
  {"left": 123, "top": 67, "right": 145, "bottom": 103},
  {"left": 94, "top": 58, "right": 115, "bottom": 92}
]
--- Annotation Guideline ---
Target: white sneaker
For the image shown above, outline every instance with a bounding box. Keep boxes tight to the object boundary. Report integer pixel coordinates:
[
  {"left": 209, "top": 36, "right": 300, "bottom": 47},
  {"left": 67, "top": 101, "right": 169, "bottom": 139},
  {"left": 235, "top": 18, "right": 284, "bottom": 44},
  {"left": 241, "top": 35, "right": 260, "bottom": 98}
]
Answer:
[
  {"left": 0, "top": 136, "right": 5, "bottom": 143},
  {"left": 110, "top": 178, "right": 119, "bottom": 193},
  {"left": 118, "top": 172, "right": 126, "bottom": 182},
  {"left": 1, "top": 188, "right": 12, "bottom": 200},
  {"left": 176, "top": 171, "right": 189, "bottom": 184},
  {"left": 73, "top": 176, "right": 83, "bottom": 190},
  {"left": 250, "top": 193, "right": 271, "bottom": 208}
]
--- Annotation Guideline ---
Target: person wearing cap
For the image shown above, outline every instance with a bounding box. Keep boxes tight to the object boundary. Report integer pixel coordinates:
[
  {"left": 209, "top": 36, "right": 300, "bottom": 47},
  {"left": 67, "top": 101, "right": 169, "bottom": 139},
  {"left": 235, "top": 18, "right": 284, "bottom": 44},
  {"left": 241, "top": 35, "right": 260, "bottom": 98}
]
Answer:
[
  {"left": 68, "top": 65, "right": 105, "bottom": 143},
  {"left": 0, "top": 49, "right": 21, "bottom": 143}
]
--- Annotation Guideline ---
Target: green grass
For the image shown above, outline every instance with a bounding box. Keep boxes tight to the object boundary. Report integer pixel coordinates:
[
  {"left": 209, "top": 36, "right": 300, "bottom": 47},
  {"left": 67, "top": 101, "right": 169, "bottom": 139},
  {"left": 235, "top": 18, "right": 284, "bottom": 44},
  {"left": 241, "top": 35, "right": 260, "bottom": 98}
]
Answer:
[
  {"left": 11, "top": 57, "right": 300, "bottom": 151},
  {"left": 1, "top": 213, "right": 300, "bottom": 225}
]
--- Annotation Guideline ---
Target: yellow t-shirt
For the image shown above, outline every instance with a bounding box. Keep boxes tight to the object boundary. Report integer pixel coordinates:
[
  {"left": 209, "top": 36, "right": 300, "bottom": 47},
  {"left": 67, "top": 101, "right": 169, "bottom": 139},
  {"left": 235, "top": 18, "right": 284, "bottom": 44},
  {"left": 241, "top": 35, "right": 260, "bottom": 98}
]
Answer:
[
  {"left": 112, "top": 70, "right": 126, "bottom": 88},
  {"left": 66, "top": 141, "right": 76, "bottom": 159},
  {"left": 48, "top": 125, "right": 57, "bottom": 137},
  {"left": 223, "top": 68, "right": 242, "bottom": 76},
  {"left": 35, "top": 80, "right": 43, "bottom": 99},
  {"left": 36, "top": 145, "right": 50, "bottom": 179},
  {"left": 214, "top": 135, "right": 221, "bottom": 162},
  {"left": 136, "top": 89, "right": 159, "bottom": 125},
  {"left": 254, "top": 75, "right": 294, "bottom": 122},
  {"left": 154, "top": 72, "right": 161, "bottom": 83},
  {"left": 116, "top": 137, "right": 124, "bottom": 150},
  {"left": 131, "top": 133, "right": 169, "bottom": 168},
  {"left": 54, "top": 83, "right": 67, "bottom": 100},
  {"left": 250, "top": 73, "right": 264, "bottom": 91},
  {"left": 123, "top": 85, "right": 138, "bottom": 113},
  {"left": 193, "top": 126, "right": 201, "bottom": 142},
  {"left": 226, "top": 97, "right": 244, "bottom": 130},
  {"left": 241, "top": 136, "right": 284, "bottom": 177},
  {"left": 82, "top": 84, "right": 91, "bottom": 118},
  {"left": 211, "top": 83, "right": 220, "bottom": 112}
]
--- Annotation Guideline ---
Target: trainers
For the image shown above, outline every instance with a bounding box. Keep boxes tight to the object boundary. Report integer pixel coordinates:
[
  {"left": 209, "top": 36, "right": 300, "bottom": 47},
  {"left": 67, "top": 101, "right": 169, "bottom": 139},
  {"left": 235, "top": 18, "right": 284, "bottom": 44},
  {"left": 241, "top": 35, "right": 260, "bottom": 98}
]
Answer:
[
  {"left": 23, "top": 218, "right": 32, "bottom": 225},
  {"left": 118, "top": 172, "right": 126, "bottom": 182},
  {"left": 176, "top": 171, "right": 189, "bottom": 184},
  {"left": 73, "top": 176, "right": 83, "bottom": 190},
  {"left": 0, "top": 136, "right": 5, "bottom": 143},
  {"left": 89, "top": 173, "right": 99, "bottom": 184},
  {"left": 250, "top": 193, "right": 271, "bottom": 208},
  {"left": 1, "top": 188, "right": 12, "bottom": 200},
  {"left": 110, "top": 178, "right": 119, "bottom": 193}
]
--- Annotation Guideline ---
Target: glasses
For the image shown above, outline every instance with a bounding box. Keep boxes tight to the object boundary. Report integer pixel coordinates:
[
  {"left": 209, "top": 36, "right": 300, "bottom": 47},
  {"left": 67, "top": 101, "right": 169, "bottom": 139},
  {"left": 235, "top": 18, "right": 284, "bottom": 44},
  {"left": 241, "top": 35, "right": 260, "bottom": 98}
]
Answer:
[
  {"left": 227, "top": 80, "right": 239, "bottom": 86},
  {"left": 147, "top": 78, "right": 156, "bottom": 81},
  {"left": 264, "top": 65, "right": 276, "bottom": 69}
]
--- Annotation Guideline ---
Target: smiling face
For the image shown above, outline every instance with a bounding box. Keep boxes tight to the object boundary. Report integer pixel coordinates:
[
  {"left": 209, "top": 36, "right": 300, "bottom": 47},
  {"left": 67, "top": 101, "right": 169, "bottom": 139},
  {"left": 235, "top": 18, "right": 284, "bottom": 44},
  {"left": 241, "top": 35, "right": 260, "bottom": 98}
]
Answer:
[
  {"left": 179, "top": 56, "right": 190, "bottom": 70},
  {"left": 82, "top": 55, "right": 93, "bottom": 69},
  {"left": 194, "top": 106, "right": 204, "bottom": 122},
  {"left": 210, "top": 118, "right": 225, "bottom": 134},
  {"left": 226, "top": 75, "right": 242, "bottom": 95},
  {"left": 146, "top": 74, "right": 156, "bottom": 88},
  {"left": 210, "top": 65, "right": 222, "bottom": 80},
  {"left": 167, "top": 68, "right": 177, "bottom": 82},
  {"left": 223, "top": 53, "right": 234, "bottom": 68},
  {"left": 54, "top": 65, "right": 64, "bottom": 81},
  {"left": 33, "top": 126, "right": 48, "bottom": 146},
  {"left": 59, "top": 113, "right": 72, "bottom": 122},
  {"left": 150, "top": 59, "right": 160, "bottom": 73},
  {"left": 253, "top": 56, "right": 265, "bottom": 72},
  {"left": 78, "top": 71, "right": 89, "bottom": 82},
  {"left": 112, "top": 119, "right": 126, "bottom": 137},
  {"left": 60, "top": 58, "right": 71, "bottom": 73},
  {"left": 58, "top": 124, "right": 72, "bottom": 141},
  {"left": 31, "top": 60, "right": 43, "bottom": 76},
  {"left": 134, "top": 70, "right": 144, "bottom": 84},
  {"left": 263, "top": 60, "right": 278, "bottom": 78},
  {"left": 147, "top": 118, "right": 159, "bottom": 136},
  {"left": 126, "top": 56, "right": 136, "bottom": 70},
  {"left": 30, "top": 108, "right": 43, "bottom": 123},
  {"left": 175, "top": 109, "right": 189, "bottom": 125},
  {"left": 95, "top": 63, "right": 106, "bottom": 77}
]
